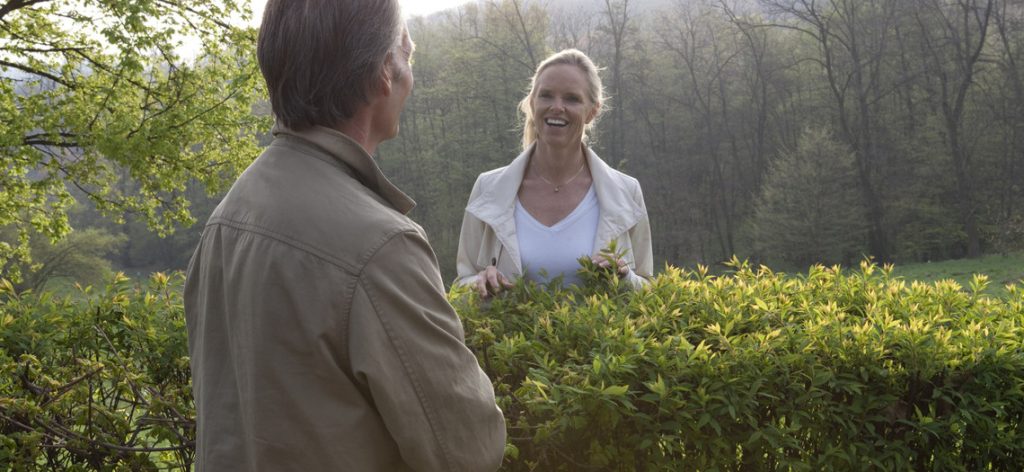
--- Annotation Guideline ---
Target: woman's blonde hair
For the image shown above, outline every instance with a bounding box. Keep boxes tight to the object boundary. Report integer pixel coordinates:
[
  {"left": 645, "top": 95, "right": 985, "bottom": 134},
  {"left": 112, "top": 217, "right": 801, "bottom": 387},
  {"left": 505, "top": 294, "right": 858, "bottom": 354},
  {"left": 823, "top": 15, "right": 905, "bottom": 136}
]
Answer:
[{"left": 519, "top": 49, "right": 606, "bottom": 151}]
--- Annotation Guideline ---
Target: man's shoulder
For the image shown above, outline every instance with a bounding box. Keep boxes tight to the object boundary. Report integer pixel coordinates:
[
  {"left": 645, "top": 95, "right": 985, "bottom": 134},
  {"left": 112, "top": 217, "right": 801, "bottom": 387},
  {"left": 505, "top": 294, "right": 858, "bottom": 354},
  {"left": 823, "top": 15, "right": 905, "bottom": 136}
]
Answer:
[{"left": 206, "top": 148, "right": 422, "bottom": 274}]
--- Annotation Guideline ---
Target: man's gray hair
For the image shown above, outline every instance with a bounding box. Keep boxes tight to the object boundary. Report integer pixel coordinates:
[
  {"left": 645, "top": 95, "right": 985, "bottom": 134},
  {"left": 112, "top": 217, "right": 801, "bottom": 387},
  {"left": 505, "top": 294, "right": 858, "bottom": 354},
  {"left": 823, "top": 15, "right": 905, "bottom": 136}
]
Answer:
[{"left": 258, "top": 0, "right": 404, "bottom": 131}]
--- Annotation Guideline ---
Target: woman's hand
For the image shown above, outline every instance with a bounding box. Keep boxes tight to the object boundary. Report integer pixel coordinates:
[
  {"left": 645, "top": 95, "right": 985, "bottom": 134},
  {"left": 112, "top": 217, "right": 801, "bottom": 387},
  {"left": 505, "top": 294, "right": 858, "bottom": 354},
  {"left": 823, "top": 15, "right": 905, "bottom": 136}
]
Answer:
[
  {"left": 592, "top": 253, "right": 629, "bottom": 278},
  {"left": 476, "top": 265, "right": 513, "bottom": 298}
]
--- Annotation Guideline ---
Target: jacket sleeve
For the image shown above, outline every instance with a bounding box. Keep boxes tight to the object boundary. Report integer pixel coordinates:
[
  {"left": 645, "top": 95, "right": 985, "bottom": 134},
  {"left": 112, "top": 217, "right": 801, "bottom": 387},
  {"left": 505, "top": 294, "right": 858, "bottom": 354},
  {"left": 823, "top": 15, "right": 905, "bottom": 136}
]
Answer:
[
  {"left": 454, "top": 177, "right": 486, "bottom": 288},
  {"left": 350, "top": 229, "right": 506, "bottom": 472},
  {"left": 626, "top": 181, "right": 654, "bottom": 289}
]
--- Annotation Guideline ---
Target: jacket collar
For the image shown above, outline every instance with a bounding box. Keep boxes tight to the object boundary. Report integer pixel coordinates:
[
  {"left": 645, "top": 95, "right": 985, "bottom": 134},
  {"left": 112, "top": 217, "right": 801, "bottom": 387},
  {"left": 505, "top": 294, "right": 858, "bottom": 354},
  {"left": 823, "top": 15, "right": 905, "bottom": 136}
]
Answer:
[
  {"left": 466, "top": 143, "right": 645, "bottom": 255},
  {"left": 272, "top": 123, "right": 416, "bottom": 215},
  {"left": 464, "top": 146, "right": 530, "bottom": 225}
]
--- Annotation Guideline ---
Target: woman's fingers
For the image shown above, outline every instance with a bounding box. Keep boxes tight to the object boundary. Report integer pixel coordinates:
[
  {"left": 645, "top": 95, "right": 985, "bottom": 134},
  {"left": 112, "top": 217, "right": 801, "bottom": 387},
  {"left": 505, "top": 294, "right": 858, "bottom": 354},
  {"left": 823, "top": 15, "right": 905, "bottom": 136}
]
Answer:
[
  {"left": 477, "top": 266, "right": 510, "bottom": 298},
  {"left": 591, "top": 255, "right": 629, "bottom": 278},
  {"left": 486, "top": 267, "right": 501, "bottom": 293},
  {"left": 476, "top": 275, "right": 489, "bottom": 298}
]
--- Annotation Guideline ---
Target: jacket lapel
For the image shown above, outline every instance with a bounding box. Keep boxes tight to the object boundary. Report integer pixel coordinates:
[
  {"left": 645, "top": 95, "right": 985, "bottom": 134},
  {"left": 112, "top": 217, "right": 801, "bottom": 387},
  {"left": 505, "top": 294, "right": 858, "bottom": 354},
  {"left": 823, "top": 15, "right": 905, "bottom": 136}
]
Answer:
[
  {"left": 587, "top": 146, "right": 644, "bottom": 256},
  {"left": 464, "top": 147, "right": 531, "bottom": 274}
]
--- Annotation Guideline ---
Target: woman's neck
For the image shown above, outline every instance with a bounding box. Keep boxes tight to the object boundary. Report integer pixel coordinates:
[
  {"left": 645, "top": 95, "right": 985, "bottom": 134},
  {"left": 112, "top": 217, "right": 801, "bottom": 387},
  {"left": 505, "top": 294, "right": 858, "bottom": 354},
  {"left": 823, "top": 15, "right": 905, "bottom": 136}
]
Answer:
[{"left": 531, "top": 141, "right": 587, "bottom": 180}]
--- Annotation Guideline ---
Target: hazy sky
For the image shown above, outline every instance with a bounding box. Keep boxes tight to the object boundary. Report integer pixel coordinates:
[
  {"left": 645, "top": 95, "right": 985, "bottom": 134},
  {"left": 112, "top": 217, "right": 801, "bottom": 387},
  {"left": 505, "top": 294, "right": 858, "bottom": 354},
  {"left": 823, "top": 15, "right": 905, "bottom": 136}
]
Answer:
[
  {"left": 250, "top": 0, "right": 471, "bottom": 23},
  {"left": 400, "top": 0, "right": 472, "bottom": 17}
]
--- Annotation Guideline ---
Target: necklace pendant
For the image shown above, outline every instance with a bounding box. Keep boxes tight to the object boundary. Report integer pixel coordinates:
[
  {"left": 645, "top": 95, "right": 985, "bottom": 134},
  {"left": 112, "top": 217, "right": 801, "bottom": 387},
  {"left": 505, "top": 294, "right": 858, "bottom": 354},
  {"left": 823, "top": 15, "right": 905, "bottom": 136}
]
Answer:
[{"left": 535, "top": 159, "right": 585, "bottom": 195}]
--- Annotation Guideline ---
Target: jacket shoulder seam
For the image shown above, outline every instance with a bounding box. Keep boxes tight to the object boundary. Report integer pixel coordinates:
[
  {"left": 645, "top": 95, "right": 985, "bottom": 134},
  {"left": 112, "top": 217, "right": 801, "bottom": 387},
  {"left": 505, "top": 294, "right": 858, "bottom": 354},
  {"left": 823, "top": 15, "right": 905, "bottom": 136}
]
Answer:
[
  {"left": 206, "top": 217, "right": 358, "bottom": 274},
  {"left": 352, "top": 226, "right": 422, "bottom": 276}
]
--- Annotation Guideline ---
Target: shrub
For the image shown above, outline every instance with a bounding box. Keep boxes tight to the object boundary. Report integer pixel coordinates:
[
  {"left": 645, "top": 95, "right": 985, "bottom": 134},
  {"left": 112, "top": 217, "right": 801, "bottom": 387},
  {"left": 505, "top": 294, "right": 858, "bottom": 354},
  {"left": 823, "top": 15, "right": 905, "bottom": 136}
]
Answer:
[
  {"left": 2, "top": 261, "right": 1023, "bottom": 470},
  {"left": 456, "top": 259, "right": 1024, "bottom": 471},
  {"left": 0, "top": 273, "right": 192, "bottom": 470}
]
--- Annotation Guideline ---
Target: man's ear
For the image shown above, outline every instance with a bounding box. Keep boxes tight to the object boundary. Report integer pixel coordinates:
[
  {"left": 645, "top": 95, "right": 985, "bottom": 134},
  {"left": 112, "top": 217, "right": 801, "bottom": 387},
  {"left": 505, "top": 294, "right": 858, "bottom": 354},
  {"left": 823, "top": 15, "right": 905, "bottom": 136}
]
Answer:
[{"left": 378, "top": 53, "right": 395, "bottom": 97}]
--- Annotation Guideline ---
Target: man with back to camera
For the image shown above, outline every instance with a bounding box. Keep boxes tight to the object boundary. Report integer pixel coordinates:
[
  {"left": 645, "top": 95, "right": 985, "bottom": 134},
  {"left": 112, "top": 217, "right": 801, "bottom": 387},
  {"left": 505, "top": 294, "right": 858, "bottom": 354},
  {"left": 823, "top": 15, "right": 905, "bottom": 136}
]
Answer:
[{"left": 183, "top": 0, "right": 507, "bottom": 470}]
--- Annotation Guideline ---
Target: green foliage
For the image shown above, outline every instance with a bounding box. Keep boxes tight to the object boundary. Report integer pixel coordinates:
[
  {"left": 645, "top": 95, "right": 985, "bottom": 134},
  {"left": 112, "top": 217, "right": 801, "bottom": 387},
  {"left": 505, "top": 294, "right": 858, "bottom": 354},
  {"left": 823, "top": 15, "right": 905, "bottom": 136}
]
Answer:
[
  {"left": 0, "top": 272, "right": 192, "bottom": 470},
  {"left": 753, "top": 127, "right": 868, "bottom": 268},
  {"left": 3, "top": 262, "right": 1023, "bottom": 470},
  {"left": 0, "top": 0, "right": 270, "bottom": 281},
  {"left": 1, "top": 226, "right": 127, "bottom": 295},
  {"left": 456, "top": 259, "right": 1024, "bottom": 470}
]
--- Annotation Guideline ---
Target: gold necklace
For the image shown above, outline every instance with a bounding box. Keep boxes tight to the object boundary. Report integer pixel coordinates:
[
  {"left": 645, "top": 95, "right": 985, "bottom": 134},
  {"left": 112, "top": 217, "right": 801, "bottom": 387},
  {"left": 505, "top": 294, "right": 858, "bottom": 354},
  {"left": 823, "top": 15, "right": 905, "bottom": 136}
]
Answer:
[{"left": 536, "top": 161, "right": 587, "bottom": 193}]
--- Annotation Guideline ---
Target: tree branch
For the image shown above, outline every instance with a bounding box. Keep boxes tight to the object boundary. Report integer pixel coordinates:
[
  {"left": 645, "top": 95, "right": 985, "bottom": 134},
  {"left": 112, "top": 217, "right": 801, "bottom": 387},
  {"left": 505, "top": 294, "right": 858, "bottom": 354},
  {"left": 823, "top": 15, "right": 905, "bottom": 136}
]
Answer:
[
  {"left": 154, "top": 0, "right": 235, "bottom": 31},
  {"left": 23, "top": 133, "right": 80, "bottom": 148},
  {"left": 0, "top": 59, "right": 72, "bottom": 87},
  {"left": 0, "top": 45, "right": 88, "bottom": 54},
  {"left": 0, "top": 0, "right": 51, "bottom": 23}
]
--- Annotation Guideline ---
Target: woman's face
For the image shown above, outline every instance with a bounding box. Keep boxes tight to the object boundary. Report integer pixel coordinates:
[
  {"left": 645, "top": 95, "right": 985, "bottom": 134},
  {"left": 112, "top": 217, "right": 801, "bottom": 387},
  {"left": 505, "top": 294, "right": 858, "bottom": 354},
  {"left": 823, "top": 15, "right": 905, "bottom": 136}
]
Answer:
[{"left": 531, "top": 64, "right": 598, "bottom": 150}]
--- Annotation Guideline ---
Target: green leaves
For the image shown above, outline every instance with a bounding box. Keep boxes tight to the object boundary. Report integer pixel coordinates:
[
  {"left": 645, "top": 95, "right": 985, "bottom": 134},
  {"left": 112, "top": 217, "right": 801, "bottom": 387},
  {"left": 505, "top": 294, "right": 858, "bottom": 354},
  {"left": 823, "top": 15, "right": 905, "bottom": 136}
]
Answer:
[
  {"left": 601, "top": 384, "right": 630, "bottom": 397},
  {"left": 0, "top": 272, "right": 192, "bottom": 470},
  {"left": 2, "top": 259, "right": 1022, "bottom": 470},
  {"left": 457, "top": 260, "right": 1024, "bottom": 470},
  {"left": 0, "top": 0, "right": 269, "bottom": 281}
]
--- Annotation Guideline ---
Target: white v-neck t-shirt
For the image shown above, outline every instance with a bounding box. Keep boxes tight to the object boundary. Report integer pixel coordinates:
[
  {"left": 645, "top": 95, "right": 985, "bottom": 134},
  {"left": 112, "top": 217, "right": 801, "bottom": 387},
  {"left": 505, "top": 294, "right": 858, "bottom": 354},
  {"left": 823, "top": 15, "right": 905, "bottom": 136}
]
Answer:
[{"left": 514, "top": 185, "right": 599, "bottom": 286}]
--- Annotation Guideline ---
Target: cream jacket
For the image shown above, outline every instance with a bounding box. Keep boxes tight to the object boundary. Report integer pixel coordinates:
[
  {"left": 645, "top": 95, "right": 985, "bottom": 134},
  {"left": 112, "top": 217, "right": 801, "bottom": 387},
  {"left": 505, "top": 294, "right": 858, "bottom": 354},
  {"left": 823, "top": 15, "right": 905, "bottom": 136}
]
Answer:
[
  {"left": 185, "top": 125, "right": 505, "bottom": 471},
  {"left": 455, "top": 145, "right": 653, "bottom": 289}
]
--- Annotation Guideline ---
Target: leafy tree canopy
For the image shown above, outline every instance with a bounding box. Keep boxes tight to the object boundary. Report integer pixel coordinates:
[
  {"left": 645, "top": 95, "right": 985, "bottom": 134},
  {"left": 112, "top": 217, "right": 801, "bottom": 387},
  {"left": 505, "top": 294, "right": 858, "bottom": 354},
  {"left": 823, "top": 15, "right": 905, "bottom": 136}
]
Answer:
[
  {"left": 0, "top": 0, "right": 269, "bottom": 281},
  {"left": 2, "top": 225, "right": 126, "bottom": 294},
  {"left": 753, "top": 127, "right": 868, "bottom": 268}
]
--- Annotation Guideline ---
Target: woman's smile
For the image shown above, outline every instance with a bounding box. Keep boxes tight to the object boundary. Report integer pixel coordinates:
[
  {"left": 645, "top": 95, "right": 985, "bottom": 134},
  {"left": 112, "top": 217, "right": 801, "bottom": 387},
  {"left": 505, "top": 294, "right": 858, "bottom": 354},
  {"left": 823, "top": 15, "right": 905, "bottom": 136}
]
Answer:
[{"left": 531, "top": 63, "right": 598, "bottom": 147}]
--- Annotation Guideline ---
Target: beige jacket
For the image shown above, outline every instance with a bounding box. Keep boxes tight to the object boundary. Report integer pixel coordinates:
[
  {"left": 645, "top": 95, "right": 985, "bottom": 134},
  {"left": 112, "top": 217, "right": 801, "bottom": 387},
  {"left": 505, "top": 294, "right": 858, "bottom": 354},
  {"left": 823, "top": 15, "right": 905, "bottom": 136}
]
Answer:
[
  {"left": 455, "top": 145, "right": 653, "bottom": 289},
  {"left": 184, "top": 125, "right": 505, "bottom": 472}
]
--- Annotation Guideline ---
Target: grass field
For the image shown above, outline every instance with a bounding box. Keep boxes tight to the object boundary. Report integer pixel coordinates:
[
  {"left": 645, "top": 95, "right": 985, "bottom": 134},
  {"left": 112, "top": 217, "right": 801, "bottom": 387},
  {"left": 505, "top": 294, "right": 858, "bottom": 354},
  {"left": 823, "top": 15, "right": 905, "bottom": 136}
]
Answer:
[
  {"left": 889, "top": 251, "right": 1024, "bottom": 296},
  {"left": 34, "top": 265, "right": 167, "bottom": 300}
]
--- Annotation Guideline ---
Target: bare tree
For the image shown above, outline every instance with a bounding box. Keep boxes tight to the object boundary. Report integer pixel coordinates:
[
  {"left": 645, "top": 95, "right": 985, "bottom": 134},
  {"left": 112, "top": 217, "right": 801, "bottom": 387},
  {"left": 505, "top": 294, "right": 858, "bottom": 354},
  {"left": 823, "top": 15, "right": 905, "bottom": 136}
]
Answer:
[
  {"left": 991, "top": 0, "right": 1024, "bottom": 241},
  {"left": 659, "top": 2, "right": 747, "bottom": 257},
  {"left": 910, "top": 0, "right": 994, "bottom": 257},
  {"left": 721, "top": 0, "right": 784, "bottom": 188},
  {"left": 598, "top": 0, "right": 634, "bottom": 161},
  {"left": 549, "top": 4, "right": 597, "bottom": 50},
  {"left": 759, "top": 0, "right": 901, "bottom": 261}
]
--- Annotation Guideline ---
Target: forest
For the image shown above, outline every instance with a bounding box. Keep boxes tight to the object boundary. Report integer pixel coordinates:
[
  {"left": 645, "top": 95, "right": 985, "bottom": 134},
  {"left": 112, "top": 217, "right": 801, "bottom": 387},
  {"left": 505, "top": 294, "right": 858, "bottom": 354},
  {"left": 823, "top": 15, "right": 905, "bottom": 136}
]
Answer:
[
  {"left": 2, "top": 0, "right": 1024, "bottom": 286},
  {"left": 378, "top": 0, "right": 1024, "bottom": 281},
  {"left": 3, "top": 1, "right": 1023, "bottom": 469}
]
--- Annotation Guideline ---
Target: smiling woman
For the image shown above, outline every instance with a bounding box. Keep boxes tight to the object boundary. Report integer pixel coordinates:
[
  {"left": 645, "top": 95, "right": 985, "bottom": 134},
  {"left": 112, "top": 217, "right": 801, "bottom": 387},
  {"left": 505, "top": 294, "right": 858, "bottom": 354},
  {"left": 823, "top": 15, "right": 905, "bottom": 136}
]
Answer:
[{"left": 454, "top": 49, "right": 654, "bottom": 296}]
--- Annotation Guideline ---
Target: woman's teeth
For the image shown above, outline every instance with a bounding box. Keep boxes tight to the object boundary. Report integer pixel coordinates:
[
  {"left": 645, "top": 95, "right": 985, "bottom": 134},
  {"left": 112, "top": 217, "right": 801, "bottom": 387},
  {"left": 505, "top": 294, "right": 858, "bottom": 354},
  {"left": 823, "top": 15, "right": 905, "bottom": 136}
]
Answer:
[{"left": 545, "top": 118, "right": 568, "bottom": 127}]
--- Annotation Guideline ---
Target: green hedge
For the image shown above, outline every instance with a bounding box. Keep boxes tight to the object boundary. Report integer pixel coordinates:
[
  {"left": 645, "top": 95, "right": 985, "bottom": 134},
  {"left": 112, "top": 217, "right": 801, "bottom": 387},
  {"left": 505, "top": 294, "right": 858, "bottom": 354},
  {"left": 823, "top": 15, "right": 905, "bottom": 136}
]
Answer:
[
  {"left": 0, "top": 273, "right": 192, "bottom": 470},
  {"left": 2, "top": 261, "right": 1023, "bottom": 470}
]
